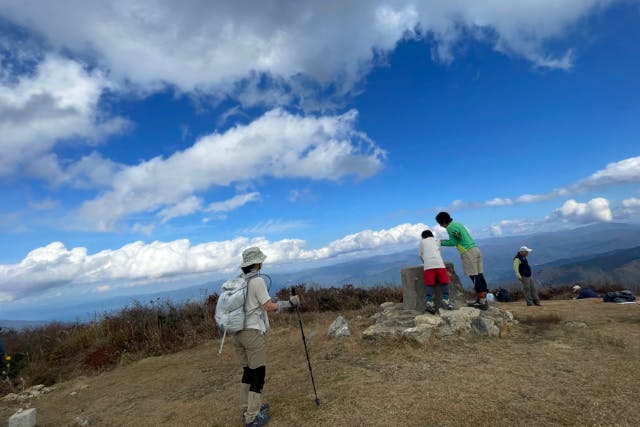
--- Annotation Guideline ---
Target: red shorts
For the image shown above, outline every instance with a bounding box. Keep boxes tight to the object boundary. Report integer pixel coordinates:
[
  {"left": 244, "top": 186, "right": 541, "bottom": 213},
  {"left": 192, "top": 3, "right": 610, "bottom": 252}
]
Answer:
[{"left": 423, "top": 268, "right": 450, "bottom": 286}]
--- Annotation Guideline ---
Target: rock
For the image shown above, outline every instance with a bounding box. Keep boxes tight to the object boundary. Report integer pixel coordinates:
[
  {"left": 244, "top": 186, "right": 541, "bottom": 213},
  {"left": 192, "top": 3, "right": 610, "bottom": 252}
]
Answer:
[
  {"left": 9, "top": 408, "right": 36, "bottom": 427},
  {"left": 401, "top": 262, "right": 466, "bottom": 312},
  {"left": 73, "top": 416, "right": 91, "bottom": 426},
  {"left": 362, "top": 323, "right": 405, "bottom": 340},
  {"left": 401, "top": 324, "right": 433, "bottom": 344},
  {"left": 438, "top": 307, "right": 480, "bottom": 336},
  {"left": 414, "top": 314, "right": 442, "bottom": 327},
  {"left": 327, "top": 315, "right": 351, "bottom": 337},
  {"left": 563, "top": 320, "right": 588, "bottom": 328},
  {"left": 471, "top": 317, "right": 500, "bottom": 336},
  {"left": 2, "top": 383, "right": 54, "bottom": 401}
]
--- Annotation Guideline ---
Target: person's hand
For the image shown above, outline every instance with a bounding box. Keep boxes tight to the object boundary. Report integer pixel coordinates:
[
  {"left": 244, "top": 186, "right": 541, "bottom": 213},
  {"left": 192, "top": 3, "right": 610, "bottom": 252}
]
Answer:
[
  {"left": 289, "top": 295, "right": 300, "bottom": 307},
  {"left": 518, "top": 277, "right": 523, "bottom": 283}
]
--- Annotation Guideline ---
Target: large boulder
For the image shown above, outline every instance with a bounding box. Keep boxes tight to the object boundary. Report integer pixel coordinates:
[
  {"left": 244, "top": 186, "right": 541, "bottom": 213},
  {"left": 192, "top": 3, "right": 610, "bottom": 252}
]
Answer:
[{"left": 402, "top": 262, "right": 465, "bottom": 312}]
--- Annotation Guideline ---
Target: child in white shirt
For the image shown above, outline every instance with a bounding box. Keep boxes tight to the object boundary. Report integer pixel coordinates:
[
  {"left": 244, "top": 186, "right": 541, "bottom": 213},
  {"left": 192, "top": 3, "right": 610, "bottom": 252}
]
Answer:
[{"left": 419, "top": 229, "right": 454, "bottom": 314}]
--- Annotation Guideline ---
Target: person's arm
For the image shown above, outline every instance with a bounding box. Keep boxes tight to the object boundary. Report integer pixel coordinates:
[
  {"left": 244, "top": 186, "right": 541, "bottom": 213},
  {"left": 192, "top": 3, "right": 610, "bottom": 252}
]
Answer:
[
  {"left": 263, "top": 296, "right": 300, "bottom": 312},
  {"left": 419, "top": 241, "right": 424, "bottom": 263},
  {"left": 251, "top": 277, "right": 299, "bottom": 312},
  {"left": 439, "top": 224, "right": 459, "bottom": 247},
  {"left": 513, "top": 258, "right": 522, "bottom": 280}
]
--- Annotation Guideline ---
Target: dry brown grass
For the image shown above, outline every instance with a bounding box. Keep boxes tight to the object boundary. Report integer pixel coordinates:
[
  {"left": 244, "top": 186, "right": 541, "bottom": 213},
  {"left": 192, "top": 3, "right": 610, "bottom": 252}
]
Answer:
[{"left": 1, "top": 299, "right": 639, "bottom": 426}]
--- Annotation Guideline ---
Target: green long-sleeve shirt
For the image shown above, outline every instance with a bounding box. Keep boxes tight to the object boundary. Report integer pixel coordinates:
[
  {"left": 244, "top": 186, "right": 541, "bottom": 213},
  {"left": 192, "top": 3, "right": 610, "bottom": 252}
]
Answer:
[{"left": 440, "top": 221, "right": 477, "bottom": 254}]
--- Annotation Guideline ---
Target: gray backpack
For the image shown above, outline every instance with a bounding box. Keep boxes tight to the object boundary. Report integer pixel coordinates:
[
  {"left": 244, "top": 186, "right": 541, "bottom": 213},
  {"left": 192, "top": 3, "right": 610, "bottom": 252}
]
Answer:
[{"left": 215, "top": 276, "right": 249, "bottom": 353}]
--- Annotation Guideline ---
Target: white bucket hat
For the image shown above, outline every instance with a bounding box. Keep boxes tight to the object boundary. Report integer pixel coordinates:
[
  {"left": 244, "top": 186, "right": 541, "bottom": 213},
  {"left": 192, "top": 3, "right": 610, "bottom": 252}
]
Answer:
[
  {"left": 240, "top": 246, "right": 267, "bottom": 268},
  {"left": 519, "top": 246, "right": 533, "bottom": 252}
]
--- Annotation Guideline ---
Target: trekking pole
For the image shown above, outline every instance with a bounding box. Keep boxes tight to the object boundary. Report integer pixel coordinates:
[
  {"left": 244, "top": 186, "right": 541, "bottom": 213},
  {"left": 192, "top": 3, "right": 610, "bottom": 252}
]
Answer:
[{"left": 291, "top": 287, "right": 320, "bottom": 406}]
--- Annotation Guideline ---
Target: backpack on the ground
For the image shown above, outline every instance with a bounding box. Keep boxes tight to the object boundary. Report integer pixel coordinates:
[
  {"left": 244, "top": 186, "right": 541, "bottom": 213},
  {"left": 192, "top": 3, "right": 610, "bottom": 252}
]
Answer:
[
  {"left": 602, "top": 290, "right": 636, "bottom": 303},
  {"left": 215, "top": 276, "right": 248, "bottom": 353},
  {"left": 496, "top": 288, "right": 512, "bottom": 302}
]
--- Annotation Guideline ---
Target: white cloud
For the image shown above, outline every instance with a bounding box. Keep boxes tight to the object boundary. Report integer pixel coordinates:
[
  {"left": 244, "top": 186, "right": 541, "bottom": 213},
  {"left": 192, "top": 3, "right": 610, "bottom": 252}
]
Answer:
[
  {"left": 554, "top": 198, "right": 612, "bottom": 222},
  {"left": 0, "top": 0, "right": 616, "bottom": 99},
  {"left": 76, "top": 109, "right": 385, "bottom": 230},
  {"left": 573, "top": 157, "right": 640, "bottom": 190},
  {"left": 158, "top": 196, "right": 203, "bottom": 223},
  {"left": 242, "top": 219, "right": 309, "bottom": 235},
  {"left": 446, "top": 156, "right": 640, "bottom": 211},
  {"left": 156, "top": 192, "right": 261, "bottom": 224},
  {"left": 0, "top": 222, "right": 431, "bottom": 301},
  {"left": 206, "top": 192, "right": 261, "bottom": 213},
  {"left": 621, "top": 197, "right": 640, "bottom": 217},
  {"left": 486, "top": 197, "right": 623, "bottom": 236},
  {"left": 0, "top": 55, "right": 129, "bottom": 181},
  {"left": 486, "top": 219, "right": 540, "bottom": 237}
]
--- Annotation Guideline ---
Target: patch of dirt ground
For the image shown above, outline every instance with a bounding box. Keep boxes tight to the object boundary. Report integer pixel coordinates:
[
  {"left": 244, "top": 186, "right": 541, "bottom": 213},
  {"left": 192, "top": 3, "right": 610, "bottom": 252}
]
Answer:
[{"left": 2, "top": 299, "right": 639, "bottom": 426}]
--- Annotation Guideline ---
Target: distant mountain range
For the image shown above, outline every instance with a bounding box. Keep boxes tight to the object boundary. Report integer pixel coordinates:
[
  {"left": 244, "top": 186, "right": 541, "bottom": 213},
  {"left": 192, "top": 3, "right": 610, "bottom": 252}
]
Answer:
[
  {"left": 535, "top": 245, "right": 640, "bottom": 286},
  {"left": 2, "top": 222, "right": 639, "bottom": 323},
  {"left": 269, "top": 222, "right": 640, "bottom": 289}
]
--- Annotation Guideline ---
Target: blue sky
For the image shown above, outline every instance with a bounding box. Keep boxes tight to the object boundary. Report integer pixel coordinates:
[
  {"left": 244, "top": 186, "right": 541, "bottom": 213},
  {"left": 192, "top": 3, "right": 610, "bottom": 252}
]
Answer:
[{"left": 1, "top": 1, "right": 639, "bottom": 310}]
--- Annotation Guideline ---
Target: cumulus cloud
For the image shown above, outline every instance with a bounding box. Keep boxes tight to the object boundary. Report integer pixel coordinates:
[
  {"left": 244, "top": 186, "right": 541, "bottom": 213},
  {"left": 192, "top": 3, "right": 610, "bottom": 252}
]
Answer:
[
  {"left": 0, "top": 0, "right": 616, "bottom": 98},
  {"left": 486, "top": 197, "right": 625, "bottom": 236},
  {"left": 554, "top": 198, "right": 613, "bottom": 222},
  {"left": 621, "top": 197, "right": 640, "bottom": 217},
  {"left": 0, "top": 54, "right": 129, "bottom": 181},
  {"left": 445, "top": 156, "right": 640, "bottom": 211},
  {"left": 76, "top": 109, "right": 385, "bottom": 230},
  {"left": 0, "top": 222, "right": 429, "bottom": 301}
]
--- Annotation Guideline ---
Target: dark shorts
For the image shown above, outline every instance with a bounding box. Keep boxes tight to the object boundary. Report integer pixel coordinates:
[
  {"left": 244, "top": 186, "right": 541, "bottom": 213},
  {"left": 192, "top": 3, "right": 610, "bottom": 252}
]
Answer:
[{"left": 423, "top": 268, "right": 450, "bottom": 286}]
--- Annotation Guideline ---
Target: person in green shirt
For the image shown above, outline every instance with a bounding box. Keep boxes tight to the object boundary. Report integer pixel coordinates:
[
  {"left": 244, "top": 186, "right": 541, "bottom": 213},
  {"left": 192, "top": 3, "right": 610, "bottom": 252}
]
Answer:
[{"left": 435, "top": 211, "right": 489, "bottom": 310}]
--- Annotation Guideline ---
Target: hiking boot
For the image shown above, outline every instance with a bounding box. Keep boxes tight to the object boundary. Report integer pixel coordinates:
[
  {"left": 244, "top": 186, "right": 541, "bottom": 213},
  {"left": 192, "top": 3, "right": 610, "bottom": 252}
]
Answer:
[
  {"left": 424, "top": 301, "right": 437, "bottom": 315},
  {"left": 242, "top": 404, "right": 270, "bottom": 425},
  {"left": 467, "top": 300, "right": 489, "bottom": 311},
  {"left": 245, "top": 410, "right": 271, "bottom": 427},
  {"left": 441, "top": 300, "right": 455, "bottom": 310},
  {"left": 533, "top": 301, "right": 542, "bottom": 306},
  {"left": 526, "top": 302, "right": 533, "bottom": 306}
]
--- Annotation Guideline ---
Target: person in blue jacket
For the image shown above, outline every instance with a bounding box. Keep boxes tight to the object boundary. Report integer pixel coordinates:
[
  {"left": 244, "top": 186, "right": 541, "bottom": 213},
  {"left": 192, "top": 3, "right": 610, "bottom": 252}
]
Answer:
[{"left": 572, "top": 284, "right": 598, "bottom": 299}]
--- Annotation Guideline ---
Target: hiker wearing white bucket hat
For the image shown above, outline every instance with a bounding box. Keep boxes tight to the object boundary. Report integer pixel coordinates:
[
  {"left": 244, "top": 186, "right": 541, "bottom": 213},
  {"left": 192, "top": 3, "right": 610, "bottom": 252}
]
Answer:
[
  {"left": 232, "top": 246, "right": 300, "bottom": 427},
  {"left": 514, "top": 245, "right": 541, "bottom": 306}
]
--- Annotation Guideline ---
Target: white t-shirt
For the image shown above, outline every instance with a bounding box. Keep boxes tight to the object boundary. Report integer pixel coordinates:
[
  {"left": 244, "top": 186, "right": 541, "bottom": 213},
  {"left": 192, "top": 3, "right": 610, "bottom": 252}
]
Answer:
[
  {"left": 243, "top": 273, "right": 271, "bottom": 333},
  {"left": 419, "top": 237, "right": 445, "bottom": 270}
]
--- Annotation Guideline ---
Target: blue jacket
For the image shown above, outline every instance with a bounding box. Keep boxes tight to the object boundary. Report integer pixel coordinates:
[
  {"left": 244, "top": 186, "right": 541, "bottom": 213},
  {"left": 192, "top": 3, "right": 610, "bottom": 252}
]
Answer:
[{"left": 577, "top": 288, "right": 598, "bottom": 299}]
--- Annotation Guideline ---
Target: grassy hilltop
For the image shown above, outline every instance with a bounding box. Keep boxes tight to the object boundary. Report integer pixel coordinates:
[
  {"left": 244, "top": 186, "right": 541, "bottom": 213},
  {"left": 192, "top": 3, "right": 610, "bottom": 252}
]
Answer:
[{"left": 1, "top": 285, "right": 639, "bottom": 426}]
